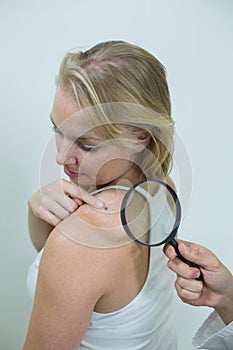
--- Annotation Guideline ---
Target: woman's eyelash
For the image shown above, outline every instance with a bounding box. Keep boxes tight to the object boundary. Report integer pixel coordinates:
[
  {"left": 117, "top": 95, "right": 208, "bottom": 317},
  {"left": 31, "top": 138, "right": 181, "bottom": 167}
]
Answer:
[
  {"left": 52, "top": 125, "right": 62, "bottom": 134},
  {"left": 79, "top": 143, "right": 96, "bottom": 152},
  {"left": 75, "top": 140, "right": 97, "bottom": 152}
]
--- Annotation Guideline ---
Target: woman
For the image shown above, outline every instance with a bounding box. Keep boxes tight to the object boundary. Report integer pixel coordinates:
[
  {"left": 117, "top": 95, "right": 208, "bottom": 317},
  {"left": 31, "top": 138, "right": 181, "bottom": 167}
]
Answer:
[{"left": 23, "top": 41, "right": 177, "bottom": 349}]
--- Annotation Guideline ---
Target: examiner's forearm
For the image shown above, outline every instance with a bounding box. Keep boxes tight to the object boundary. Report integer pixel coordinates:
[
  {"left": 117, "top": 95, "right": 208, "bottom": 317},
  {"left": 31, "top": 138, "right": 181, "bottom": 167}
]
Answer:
[{"left": 28, "top": 206, "right": 54, "bottom": 251}]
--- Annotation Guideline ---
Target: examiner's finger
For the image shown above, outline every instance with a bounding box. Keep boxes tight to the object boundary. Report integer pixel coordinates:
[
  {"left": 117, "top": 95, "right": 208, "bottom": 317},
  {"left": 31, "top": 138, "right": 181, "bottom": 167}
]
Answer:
[
  {"left": 168, "top": 256, "right": 201, "bottom": 280},
  {"left": 175, "top": 276, "right": 203, "bottom": 294},
  {"left": 175, "top": 280, "right": 202, "bottom": 302}
]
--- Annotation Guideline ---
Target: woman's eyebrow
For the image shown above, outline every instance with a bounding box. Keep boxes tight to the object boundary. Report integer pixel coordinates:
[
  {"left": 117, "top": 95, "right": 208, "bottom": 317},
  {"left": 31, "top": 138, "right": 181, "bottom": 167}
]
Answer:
[{"left": 49, "top": 114, "right": 102, "bottom": 141}]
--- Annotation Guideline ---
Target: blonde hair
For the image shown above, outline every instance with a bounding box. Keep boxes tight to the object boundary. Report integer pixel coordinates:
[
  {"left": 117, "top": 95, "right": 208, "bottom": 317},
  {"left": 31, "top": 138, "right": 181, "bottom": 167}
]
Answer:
[{"left": 57, "top": 40, "right": 174, "bottom": 179}]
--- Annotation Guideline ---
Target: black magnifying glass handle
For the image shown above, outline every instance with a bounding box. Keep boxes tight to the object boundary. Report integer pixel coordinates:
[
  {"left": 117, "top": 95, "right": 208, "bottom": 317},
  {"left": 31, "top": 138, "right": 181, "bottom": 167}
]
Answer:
[{"left": 169, "top": 238, "right": 203, "bottom": 281}]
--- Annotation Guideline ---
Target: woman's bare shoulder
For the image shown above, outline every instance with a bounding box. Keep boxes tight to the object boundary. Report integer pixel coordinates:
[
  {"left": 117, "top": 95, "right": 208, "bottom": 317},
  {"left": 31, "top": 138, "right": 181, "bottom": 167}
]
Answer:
[
  {"left": 38, "top": 188, "right": 131, "bottom": 304},
  {"left": 56, "top": 188, "right": 130, "bottom": 249},
  {"left": 39, "top": 190, "right": 129, "bottom": 309},
  {"left": 40, "top": 188, "right": 130, "bottom": 296}
]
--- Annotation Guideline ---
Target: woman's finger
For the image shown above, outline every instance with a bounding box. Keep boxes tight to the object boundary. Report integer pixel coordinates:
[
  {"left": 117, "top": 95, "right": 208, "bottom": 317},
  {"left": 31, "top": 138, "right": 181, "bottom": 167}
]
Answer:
[
  {"left": 59, "top": 195, "right": 80, "bottom": 212},
  {"left": 46, "top": 201, "right": 74, "bottom": 220},
  {"left": 38, "top": 206, "right": 62, "bottom": 226},
  {"left": 64, "top": 182, "right": 104, "bottom": 208}
]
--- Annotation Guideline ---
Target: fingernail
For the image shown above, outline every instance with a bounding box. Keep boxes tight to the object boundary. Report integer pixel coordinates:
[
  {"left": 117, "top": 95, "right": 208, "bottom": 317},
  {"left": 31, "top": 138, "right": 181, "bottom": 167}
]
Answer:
[
  {"left": 194, "top": 270, "right": 200, "bottom": 279},
  {"left": 95, "top": 200, "right": 104, "bottom": 208}
]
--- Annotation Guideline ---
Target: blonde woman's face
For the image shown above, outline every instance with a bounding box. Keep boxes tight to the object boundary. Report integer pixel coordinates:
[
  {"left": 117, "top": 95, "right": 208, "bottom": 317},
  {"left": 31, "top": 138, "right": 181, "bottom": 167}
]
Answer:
[{"left": 50, "top": 87, "right": 143, "bottom": 187}]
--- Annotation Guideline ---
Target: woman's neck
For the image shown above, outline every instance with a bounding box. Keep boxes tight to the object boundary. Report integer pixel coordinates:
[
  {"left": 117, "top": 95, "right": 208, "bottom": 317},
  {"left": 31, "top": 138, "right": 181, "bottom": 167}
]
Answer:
[{"left": 102, "top": 164, "right": 145, "bottom": 189}]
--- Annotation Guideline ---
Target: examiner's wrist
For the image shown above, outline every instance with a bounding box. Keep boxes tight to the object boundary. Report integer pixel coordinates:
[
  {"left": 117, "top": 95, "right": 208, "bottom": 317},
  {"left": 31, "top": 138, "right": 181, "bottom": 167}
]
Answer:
[
  {"left": 215, "top": 303, "right": 233, "bottom": 325},
  {"left": 214, "top": 276, "right": 233, "bottom": 325}
]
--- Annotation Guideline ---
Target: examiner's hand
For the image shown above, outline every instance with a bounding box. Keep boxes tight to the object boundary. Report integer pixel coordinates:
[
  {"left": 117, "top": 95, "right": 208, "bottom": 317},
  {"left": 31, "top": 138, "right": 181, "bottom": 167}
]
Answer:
[
  {"left": 28, "top": 179, "right": 104, "bottom": 226},
  {"left": 163, "top": 240, "right": 233, "bottom": 324}
]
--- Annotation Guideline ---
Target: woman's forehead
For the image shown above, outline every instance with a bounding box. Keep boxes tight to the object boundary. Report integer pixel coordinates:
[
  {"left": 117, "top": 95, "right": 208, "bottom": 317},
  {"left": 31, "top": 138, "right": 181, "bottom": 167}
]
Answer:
[
  {"left": 51, "top": 88, "right": 100, "bottom": 138},
  {"left": 52, "top": 87, "right": 154, "bottom": 141},
  {"left": 51, "top": 113, "right": 105, "bottom": 141},
  {"left": 52, "top": 88, "right": 79, "bottom": 123}
]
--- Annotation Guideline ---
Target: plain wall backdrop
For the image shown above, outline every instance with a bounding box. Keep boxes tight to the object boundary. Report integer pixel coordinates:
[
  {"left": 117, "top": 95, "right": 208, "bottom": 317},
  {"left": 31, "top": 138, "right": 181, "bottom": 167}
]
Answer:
[{"left": 0, "top": 1, "right": 233, "bottom": 349}]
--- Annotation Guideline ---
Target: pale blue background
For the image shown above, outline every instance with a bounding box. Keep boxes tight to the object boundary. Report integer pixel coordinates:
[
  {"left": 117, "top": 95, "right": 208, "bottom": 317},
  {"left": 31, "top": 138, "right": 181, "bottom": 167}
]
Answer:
[{"left": 1, "top": 1, "right": 233, "bottom": 349}]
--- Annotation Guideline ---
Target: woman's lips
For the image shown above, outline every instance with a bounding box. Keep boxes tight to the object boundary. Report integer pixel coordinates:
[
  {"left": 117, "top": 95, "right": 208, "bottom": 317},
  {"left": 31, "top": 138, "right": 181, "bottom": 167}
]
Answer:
[{"left": 64, "top": 167, "right": 82, "bottom": 179}]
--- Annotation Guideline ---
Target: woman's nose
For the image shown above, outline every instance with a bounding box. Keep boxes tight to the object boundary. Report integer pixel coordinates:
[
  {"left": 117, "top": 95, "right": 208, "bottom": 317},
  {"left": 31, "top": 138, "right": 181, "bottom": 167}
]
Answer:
[
  {"left": 56, "top": 154, "right": 77, "bottom": 166},
  {"left": 56, "top": 143, "right": 77, "bottom": 166}
]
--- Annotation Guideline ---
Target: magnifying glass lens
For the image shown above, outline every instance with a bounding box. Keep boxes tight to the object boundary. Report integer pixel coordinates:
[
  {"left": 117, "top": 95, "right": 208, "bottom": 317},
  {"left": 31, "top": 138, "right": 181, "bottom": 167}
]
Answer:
[{"left": 121, "top": 180, "right": 178, "bottom": 246}]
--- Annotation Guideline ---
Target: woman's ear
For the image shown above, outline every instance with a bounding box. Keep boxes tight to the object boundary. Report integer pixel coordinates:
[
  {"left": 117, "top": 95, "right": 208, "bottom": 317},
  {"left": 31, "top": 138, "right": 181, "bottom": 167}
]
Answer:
[
  {"left": 128, "top": 131, "right": 151, "bottom": 155},
  {"left": 136, "top": 130, "right": 151, "bottom": 149}
]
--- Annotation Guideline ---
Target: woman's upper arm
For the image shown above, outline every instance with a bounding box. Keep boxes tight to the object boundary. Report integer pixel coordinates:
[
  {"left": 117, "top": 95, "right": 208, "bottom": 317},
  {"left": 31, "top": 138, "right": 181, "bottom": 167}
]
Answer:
[{"left": 23, "top": 227, "right": 107, "bottom": 350}]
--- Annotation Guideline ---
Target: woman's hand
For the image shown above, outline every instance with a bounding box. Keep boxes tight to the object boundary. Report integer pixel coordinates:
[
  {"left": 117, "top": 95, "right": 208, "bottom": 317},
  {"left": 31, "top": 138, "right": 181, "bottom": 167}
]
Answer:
[
  {"left": 28, "top": 179, "right": 104, "bottom": 226},
  {"left": 164, "top": 240, "right": 233, "bottom": 325}
]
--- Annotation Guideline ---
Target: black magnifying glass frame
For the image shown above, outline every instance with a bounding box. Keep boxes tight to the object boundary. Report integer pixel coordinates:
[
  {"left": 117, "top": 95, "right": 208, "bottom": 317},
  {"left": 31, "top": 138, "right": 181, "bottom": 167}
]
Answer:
[{"left": 120, "top": 179, "right": 202, "bottom": 281}]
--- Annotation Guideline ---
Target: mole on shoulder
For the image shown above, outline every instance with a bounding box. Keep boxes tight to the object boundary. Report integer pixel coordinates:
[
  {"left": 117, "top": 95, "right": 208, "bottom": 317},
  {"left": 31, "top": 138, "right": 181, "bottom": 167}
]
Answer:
[{"left": 104, "top": 207, "right": 108, "bottom": 210}]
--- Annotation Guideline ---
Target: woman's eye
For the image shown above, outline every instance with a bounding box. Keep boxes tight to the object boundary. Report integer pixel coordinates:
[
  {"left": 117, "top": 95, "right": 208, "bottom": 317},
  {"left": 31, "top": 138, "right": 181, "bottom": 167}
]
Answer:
[
  {"left": 81, "top": 145, "right": 95, "bottom": 152},
  {"left": 76, "top": 141, "right": 97, "bottom": 152}
]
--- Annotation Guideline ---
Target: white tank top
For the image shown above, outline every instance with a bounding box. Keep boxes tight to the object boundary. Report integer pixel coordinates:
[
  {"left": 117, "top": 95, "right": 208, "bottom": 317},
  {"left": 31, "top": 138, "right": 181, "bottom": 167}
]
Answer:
[{"left": 27, "top": 203, "right": 177, "bottom": 349}]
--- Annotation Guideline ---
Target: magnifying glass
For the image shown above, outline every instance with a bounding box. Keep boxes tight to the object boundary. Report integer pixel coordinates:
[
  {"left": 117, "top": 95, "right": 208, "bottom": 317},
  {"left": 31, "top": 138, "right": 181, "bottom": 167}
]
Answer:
[
  {"left": 119, "top": 179, "right": 202, "bottom": 280},
  {"left": 91, "top": 179, "right": 202, "bottom": 279}
]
